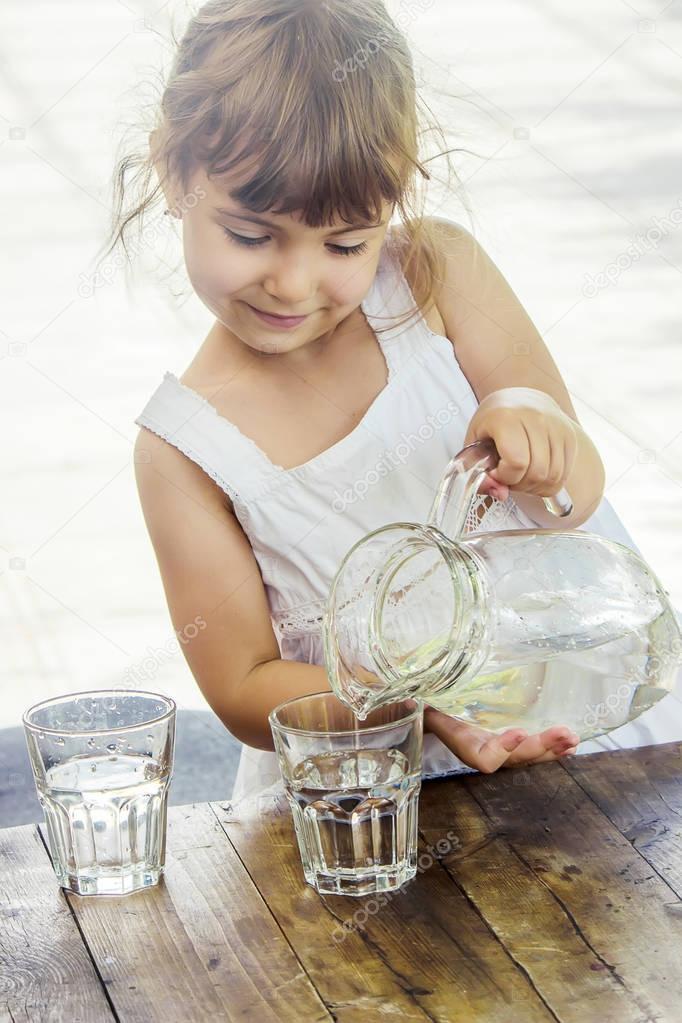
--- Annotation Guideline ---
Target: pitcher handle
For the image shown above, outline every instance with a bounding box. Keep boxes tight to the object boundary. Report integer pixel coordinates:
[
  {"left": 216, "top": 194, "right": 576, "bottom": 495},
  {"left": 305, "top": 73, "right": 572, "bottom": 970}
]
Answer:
[{"left": 426, "top": 437, "right": 574, "bottom": 539}]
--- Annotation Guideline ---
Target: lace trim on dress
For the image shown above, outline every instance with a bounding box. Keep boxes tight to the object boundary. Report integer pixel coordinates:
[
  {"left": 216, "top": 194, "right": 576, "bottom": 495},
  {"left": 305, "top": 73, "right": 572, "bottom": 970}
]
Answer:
[
  {"left": 270, "top": 598, "right": 328, "bottom": 640},
  {"left": 135, "top": 413, "right": 241, "bottom": 505},
  {"left": 163, "top": 373, "right": 286, "bottom": 486},
  {"left": 270, "top": 494, "right": 521, "bottom": 640},
  {"left": 464, "top": 492, "right": 520, "bottom": 534}
]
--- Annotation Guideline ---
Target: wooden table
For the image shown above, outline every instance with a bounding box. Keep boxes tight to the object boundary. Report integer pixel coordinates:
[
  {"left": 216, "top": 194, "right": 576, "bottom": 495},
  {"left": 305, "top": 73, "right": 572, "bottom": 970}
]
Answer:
[{"left": 3, "top": 741, "right": 682, "bottom": 1022}]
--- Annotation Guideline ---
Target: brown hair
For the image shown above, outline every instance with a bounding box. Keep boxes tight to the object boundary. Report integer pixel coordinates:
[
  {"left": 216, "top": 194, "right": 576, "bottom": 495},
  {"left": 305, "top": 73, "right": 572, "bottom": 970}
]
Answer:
[{"left": 102, "top": 0, "right": 477, "bottom": 333}]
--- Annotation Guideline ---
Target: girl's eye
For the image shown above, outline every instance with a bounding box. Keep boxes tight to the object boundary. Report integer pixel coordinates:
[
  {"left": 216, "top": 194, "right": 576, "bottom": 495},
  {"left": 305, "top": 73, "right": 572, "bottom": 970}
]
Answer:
[
  {"left": 330, "top": 241, "right": 369, "bottom": 257},
  {"left": 222, "top": 228, "right": 368, "bottom": 257},
  {"left": 223, "top": 229, "right": 265, "bottom": 248}
]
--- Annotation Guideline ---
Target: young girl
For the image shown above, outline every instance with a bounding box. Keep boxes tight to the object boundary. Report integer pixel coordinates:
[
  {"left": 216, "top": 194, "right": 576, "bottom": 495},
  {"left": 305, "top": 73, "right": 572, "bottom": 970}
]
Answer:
[{"left": 108, "top": 0, "right": 680, "bottom": 804}]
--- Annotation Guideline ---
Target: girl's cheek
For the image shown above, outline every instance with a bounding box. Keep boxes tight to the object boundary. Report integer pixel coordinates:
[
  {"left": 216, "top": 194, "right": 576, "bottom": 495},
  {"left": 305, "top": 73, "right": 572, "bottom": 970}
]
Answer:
[
  {"left": 186, "top": 241, "right": 251, "bottom": 298},
  {"left": 332, "top": 275, "right": 377, "bottom": 311}
]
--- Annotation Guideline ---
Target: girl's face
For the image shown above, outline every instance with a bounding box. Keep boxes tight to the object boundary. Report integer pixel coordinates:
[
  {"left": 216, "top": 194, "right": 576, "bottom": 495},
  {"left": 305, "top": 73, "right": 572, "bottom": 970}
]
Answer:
[{"left": 177, "top": 166, "right": 394, "bottom": 358}]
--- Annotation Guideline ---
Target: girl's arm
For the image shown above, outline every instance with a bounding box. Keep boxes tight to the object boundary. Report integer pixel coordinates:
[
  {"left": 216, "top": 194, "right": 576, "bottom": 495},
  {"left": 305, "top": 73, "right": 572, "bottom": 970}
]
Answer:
[
  {"left": 134, "top": 426, "right": 330, "bottom": 751},
  {"left": 134, "top": 426, "right": 579, "bottom": 769},
  {"left": 431, "top": 218, "right": 606, "bottom": 528}
]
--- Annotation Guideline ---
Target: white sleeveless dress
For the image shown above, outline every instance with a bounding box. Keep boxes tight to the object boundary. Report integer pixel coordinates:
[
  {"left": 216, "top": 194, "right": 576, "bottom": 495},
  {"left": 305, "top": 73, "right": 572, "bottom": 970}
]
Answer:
[{"left": 135, "top": 232, "right": 682, "bottom": 804}]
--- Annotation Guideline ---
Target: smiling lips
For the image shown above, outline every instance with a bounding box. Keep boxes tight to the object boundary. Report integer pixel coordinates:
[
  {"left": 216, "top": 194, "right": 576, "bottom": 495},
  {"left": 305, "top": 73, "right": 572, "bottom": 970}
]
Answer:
[
  {"left": 247, "top": 303, "right": 311, "bottom": 328},
  {"left": 255, "top": 305, "right": 309, "bottom": 317}
]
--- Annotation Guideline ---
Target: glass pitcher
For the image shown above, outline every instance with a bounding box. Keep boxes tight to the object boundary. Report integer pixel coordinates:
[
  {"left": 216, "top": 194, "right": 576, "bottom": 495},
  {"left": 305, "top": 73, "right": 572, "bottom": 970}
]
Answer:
[{"left": 322, "top": 439, "right": 682, "bottom": 741}]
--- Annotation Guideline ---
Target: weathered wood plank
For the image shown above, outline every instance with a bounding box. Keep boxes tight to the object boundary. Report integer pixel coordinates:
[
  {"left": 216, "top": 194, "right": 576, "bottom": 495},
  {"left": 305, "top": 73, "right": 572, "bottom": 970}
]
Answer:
[
  {"left": 420, "top": 755, "right": 682, "bottom": 1023},
  {"left": 212, "top": 791, "right": 557, "bottom": 1022},
  {"left": 564, "top": 741, "right": 682, "bottom": 895},
  {"left": 0, "top": 824, "right": 114, "bottom": 1023},
  {"left": 59, "top": 804, "right": 330, "bottom": 1022},
  {"left": 8, "top": 744, "right": 682, "bottom": 1023}
]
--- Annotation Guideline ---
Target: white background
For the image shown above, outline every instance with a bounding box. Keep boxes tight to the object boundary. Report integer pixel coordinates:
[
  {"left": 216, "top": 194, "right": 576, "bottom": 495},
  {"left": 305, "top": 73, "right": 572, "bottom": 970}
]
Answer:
[{"left": 1, "top": 0, "right": 680, "bottom": 729}]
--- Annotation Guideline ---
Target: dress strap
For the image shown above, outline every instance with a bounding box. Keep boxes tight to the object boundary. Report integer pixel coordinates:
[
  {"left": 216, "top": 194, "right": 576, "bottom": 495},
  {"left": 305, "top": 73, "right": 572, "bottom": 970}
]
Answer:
[
  {"left": 362, "top": 233, "right": 435, "bottom": 376},
  {"left": 134, "top": 372, "right": 283, "bottom": 504},
  {"left": 134, "top": 229, "right": 433, "bottom": 502}
]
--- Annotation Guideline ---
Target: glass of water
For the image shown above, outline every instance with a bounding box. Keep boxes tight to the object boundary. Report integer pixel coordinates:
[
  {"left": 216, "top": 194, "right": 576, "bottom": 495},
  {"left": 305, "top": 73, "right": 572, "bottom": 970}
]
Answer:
[
  {"left": 269, "top": 692, "right": 423, "bottom": 897},
  {"left": 23, "top": 689, "right": 176, "bottom": 896}
]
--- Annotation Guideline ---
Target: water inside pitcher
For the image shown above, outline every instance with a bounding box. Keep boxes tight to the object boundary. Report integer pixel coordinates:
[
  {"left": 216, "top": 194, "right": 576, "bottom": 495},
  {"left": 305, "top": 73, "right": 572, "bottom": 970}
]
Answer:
[{"left": 322, "top": 439, "right": 682, "bottom": 740}]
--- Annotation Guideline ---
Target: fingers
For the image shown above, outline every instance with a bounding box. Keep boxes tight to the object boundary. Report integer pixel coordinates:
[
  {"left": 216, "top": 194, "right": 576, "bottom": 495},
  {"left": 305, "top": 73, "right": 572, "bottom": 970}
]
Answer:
[
  {"left": 519, "top": 422, "right": 550, "bottom": 492},
  {"left": 469, "top": 728, "right": 531, "bottom": 773},
  {"left": 509, "top": 424, "right": 560, "bottom": 496},
  {"left": 489, "top": 420, "right": 564, "bottom": 497},
  {"left": 503, "top": 726, "right": 581, "bottom": 767},
  {"left": 563, "top": 422, "right": 579, "bottom": 480},
  {"left": 424, "top": 709, "right": 580, "bottom": 774},
  {"left": 441, "top": 725, "right": 580, "bottom": 773},
  {"left": 487, "top": 420, "right": 530, "bottom": 489},
  {"left": 473, "top": 411, "right": 574, "bottom": 498},
  {"left": 515, "top": 744, "right": 579, "bottom": 766},
  {"left": 546, "top": 430, "right": 565, "bottom": 492},
  {"left": 426, "top": 711, "right": 530, "bottom": 773},
  {"left": 477, "top": 475, "right": 510, "bottom": 502}
]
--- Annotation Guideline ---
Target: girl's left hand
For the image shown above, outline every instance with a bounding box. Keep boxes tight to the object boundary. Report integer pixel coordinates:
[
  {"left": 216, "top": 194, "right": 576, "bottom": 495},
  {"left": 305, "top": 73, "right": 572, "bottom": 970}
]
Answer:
[
  {"left": 422, "top": 705, "right": 580, "bottom": 771},
  {"left": 463, "top": 387, "right": 579, "bottom": 502}
]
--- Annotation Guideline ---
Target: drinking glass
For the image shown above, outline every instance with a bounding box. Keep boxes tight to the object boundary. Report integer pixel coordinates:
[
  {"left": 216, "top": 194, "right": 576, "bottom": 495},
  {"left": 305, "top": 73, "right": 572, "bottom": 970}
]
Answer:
[
  {"left": 23, "top": 689, "right": 176, "bottom": 896},
  {"left": 269, "top": 692, "right": 423, "bottom": 896}
]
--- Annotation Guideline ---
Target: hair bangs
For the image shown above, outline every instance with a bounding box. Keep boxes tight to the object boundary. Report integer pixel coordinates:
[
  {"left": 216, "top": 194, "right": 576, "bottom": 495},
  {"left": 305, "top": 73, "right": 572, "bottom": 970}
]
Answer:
[
  {"left": 103, "top": 0, "right": 473, "bottom": 333},
  {"left": 206, "top": 131, "right": 400, "bottom": 230},
  {"left": 197, "top": 26, "right": 406, "bottom": 229}
]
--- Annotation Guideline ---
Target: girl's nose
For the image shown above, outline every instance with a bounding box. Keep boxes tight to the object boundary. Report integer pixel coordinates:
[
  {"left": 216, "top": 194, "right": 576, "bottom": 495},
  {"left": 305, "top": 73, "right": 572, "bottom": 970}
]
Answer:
[{"left": 263, "top": 254, "right": 317, "bottom": 305}]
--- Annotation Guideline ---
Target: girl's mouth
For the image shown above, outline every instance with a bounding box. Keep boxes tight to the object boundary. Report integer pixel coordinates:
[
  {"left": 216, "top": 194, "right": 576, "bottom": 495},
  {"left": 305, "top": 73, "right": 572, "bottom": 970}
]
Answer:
[{"left": 247, "top": 304, "right": 310, "bottom": 329}]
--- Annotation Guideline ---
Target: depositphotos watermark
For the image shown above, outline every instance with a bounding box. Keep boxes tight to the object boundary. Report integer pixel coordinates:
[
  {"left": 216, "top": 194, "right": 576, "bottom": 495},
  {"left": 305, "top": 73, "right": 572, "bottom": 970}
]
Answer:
[
  {"left": 77, "top": 185, "right": 207, "bottom": 299},
  {"left": 331, "top": 0, "right": 435, "bottom": 82},
  {"left": 331, "top": 400, "right": 461, "bottom": 513},
  {"left": 581, "top": 198, "right": 682, "bottom": 298},
  {"left": 115, "top": 616, "right": 207, "bottom": 692},
  {"left": 582, "top": 636, "right": 682, "bottom": 731},
  {"left": 330, "top": 829, "right": 461, "bottom": 944}
]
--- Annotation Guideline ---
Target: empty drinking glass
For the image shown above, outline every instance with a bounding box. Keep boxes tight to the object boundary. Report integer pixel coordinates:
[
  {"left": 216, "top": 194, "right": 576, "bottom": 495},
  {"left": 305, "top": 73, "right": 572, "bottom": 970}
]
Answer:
[
  {"left": 23, "top": 690, "right": 176, "bottom": 896},
  {"left": 269, "top": 692, "right": 423, "bottom": 897}
]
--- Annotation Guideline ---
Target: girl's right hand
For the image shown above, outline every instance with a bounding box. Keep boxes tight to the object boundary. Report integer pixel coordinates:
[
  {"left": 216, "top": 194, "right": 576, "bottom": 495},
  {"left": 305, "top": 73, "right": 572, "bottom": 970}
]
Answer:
[{"left": 421, "top": 705, "right": 580, "bottom": 772}]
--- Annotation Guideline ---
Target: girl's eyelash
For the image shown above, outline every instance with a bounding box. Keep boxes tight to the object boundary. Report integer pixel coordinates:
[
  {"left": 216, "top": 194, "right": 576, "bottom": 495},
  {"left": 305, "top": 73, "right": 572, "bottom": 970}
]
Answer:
[{"left": 222, "top": 228, "right": 369, "bottom": 257}]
